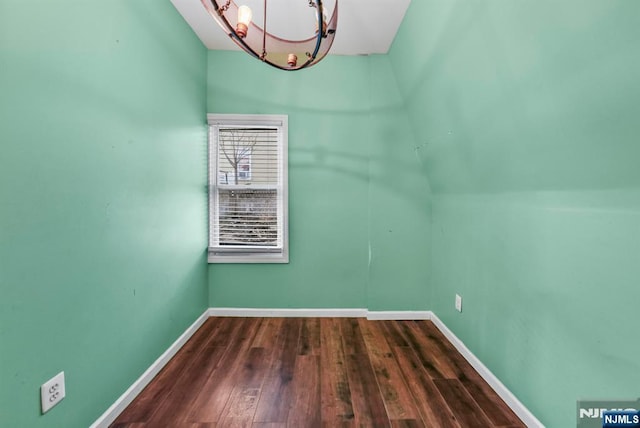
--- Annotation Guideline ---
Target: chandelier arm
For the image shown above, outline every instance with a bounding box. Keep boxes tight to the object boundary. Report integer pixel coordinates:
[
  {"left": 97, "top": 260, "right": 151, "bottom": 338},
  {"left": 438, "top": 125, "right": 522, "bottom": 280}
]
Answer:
[
  {"left": 309, "top": 0, "right": 324, "bottom": 59},
  {"left": 202, "top": 0, "right": 337, "bottom": 71},
  {"left": 217, "top": 0, "right": 231, "bottom": 13},
  {"left": 262, "top": 0, "right": 267, "bottom": 60}
]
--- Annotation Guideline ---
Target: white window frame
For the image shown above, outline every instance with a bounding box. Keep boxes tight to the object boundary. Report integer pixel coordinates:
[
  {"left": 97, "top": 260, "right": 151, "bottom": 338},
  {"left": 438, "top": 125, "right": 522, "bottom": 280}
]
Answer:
[{"left": 207, "top": 114, "right": 289, "bottom": 263}]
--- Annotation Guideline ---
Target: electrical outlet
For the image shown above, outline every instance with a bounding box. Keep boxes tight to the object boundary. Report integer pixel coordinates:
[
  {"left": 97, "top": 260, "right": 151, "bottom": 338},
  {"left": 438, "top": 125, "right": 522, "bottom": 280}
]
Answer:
[
  {"left": 455, "top": 294, "right": 463, "bottom": 312},
  {"left": 41, "top": 372, "right": 65, "bottom": 414}
]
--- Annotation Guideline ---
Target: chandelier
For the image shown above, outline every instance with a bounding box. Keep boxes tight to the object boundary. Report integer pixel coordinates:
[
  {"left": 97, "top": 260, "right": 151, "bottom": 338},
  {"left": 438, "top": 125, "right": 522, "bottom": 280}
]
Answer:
[{"left": 201, "top": 0, "right": 338, "bottom": 70}]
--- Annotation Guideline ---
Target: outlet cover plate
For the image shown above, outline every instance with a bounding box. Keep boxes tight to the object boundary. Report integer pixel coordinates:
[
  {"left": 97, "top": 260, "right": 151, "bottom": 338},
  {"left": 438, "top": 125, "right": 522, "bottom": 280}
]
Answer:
[
  {"left": 41, "top": 371, "right": 65, "bottom": 413},
  {"left": 455, "top": 294, "right": 463, "bottom": 312}
]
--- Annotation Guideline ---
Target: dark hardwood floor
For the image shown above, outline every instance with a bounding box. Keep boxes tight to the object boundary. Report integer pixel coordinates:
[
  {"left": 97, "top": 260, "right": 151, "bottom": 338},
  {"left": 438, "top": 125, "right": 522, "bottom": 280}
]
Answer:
[{"left": 111, "top": 317, "right": 525, "bottom": 428}]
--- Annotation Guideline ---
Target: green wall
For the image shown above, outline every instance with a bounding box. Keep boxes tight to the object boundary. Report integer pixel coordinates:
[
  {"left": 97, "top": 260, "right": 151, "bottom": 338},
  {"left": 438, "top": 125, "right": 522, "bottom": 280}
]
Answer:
[
  {"left": 0, "top": 1, "right": 208, "bottom": 426},
  {"left": 206, "top": 51, "right": 431, "bottom": 310},
  {"left": 3, "top": 0, "right": 637, "bottom": 426},
  {"left": 389, "top": 1, "right": 640, "bottom": 426},
  {"left": 367, "top": 55, "right": 432, "bottom": 310}
]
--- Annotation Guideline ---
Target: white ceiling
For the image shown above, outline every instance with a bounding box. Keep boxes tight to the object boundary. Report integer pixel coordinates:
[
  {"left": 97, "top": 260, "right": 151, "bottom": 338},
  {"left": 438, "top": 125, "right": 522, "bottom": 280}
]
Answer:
[{"left": 170, "top": 0, "right": 411, "bottom": 55}]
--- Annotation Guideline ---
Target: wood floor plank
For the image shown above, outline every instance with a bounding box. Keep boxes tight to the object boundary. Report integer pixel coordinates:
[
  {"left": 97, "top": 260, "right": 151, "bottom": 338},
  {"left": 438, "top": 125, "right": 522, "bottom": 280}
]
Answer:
[
  {"left": 251, "top": 317, "right": 283, "bottom": 349},
  {"left": 345, "top": 353, "right": 391, "bottom": 427},
  {"left": 185, "top": 318, "right": 262, "bottom": 423},
  {"left": 114, "top": 320, "right": 229, "bottom": 422},
  {"left": 358, "top": 319, "right": 393, "bottom": 356},
  {"left": 434, "top": 379, "right": 494, "bottom": 428},
  {"left": 143, "top": 345, "right": 228, "bottom": 426},
  {"left": 320, "top": 318, "right": 355, "bottom": 425},
  {"left": 298, "top": 317, "right": 321, "bottom": 356},
  {"left": 215, "top": 347, "right": 268, "bottom": 427},
  {"left": 252, "top": 318, "right": 302, "bottom": 423},
  {"left": 203, "top": 316, "right": 243, "bottom": 348},
  {"left": 181, "top": 317, "right": 222, "bottom": 352},
  {"left": 110, "top": 423, "right": 147, "bottom": 428},
  {"left": 393, "top": 346, "right": 461, "bottom": 428},
  {"left": 339, "top": 318, "right": 368, "bottom": 355},
  {"left": 233, "top": 346, "right": 270, "bottom": 388},
  {"left": 320, "top": 423, "right": 355, "bottom": 428},
  {"left": 381, "top": 320, "right": 410, "bottom": 348},
  {"left": 359, "top": 320, "right": 420, "bottom": 421},
  {"left": 251, "top": 423, "right": 286, "bottom": 428},
  {"left": 415, "top": 321, "right": 458, "bottom": 356},
  {"left": 114, "top": 349, "right": 197, "bottom": 423},
  {"left": 287, "top": 355, "right": 321, "bottom": 427},
  {"left": 217, "top": 387, "right": 261, "bottom": 427},
  {"left": 397, "top": 320, "right": 459, "bottom": 379},
  {"left": 391, "top": 419, "right": 426, "bottom": 428},
  {"left": 417, "top": 322, "right": 525, "bottom": 427}
]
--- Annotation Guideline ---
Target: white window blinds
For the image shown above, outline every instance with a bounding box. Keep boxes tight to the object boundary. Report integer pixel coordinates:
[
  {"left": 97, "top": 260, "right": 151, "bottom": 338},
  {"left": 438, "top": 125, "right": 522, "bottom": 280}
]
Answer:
[{"left": 208, "top": 114, "right": 288, "bottom": 263}]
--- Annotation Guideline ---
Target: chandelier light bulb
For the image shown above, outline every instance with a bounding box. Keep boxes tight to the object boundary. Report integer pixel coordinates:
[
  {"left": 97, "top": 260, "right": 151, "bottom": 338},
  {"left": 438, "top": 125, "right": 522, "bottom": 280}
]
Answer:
[{"left": 236, "top": 5, "right": 252, "bottom": 38}]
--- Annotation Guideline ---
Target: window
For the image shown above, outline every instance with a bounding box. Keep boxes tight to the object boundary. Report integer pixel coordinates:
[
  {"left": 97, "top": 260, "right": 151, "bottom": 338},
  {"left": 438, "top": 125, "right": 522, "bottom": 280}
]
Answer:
[{"left": 208, "top": 114, "right": 288, "bottom": 263}]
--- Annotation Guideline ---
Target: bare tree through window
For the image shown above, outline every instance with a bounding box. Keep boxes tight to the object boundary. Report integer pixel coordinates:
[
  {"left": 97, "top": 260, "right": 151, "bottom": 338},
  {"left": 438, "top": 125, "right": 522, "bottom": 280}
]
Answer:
[{"left": 219, "top": 129, "right": 257, "bottom": 185}]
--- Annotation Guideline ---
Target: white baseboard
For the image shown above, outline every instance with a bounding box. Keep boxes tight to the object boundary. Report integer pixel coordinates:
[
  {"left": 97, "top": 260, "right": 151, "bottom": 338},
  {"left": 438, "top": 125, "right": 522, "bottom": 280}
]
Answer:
[
  {"left": 90, "top": 309, "right": 210, "bottom": 428},
  {"left": 428, "top": 313, "right": 544, "bottom": 428},
  {"left": 207, "top": 308, "right": 432, "bottom": 320},
  {"left": 208, "top": 307, "right": 368, "bottom": 318},
  {"left": 92, "top": 308, "right": 541, "bottom": 428},
  {"left": 366, "top": 310, "right": 431, "bottom": 320}
]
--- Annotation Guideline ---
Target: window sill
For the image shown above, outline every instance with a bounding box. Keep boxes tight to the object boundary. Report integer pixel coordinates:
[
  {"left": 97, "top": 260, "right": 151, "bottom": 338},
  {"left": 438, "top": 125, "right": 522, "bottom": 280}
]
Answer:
[{"left": 207, "top": 251, "right": 289, "bottom": 264}]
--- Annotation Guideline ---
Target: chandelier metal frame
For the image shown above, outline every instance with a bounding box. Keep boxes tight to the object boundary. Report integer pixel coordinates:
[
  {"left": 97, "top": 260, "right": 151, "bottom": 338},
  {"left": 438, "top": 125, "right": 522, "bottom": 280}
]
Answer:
[{"left": 201, "top": 0, "right": 338, "bottom": 70}]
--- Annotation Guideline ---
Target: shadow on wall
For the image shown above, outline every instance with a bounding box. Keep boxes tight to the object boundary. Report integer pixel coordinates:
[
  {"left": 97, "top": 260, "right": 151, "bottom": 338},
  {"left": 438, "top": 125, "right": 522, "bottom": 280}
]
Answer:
[
  {"left": 209, "top": 84, "right": 431, "bottom": 212},
  {"left": 289, "top": 142, "right": 430, "bottom": 214}
]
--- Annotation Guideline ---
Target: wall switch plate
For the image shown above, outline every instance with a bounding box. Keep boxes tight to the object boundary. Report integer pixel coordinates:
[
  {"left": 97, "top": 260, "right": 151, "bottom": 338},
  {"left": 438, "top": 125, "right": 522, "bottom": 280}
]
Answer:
[
  {"left": 455, "top": 294, "right": 463, "bottom": 312},
  {"left": 41, "top": 371, "right": 65, "bottom": 414}
]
